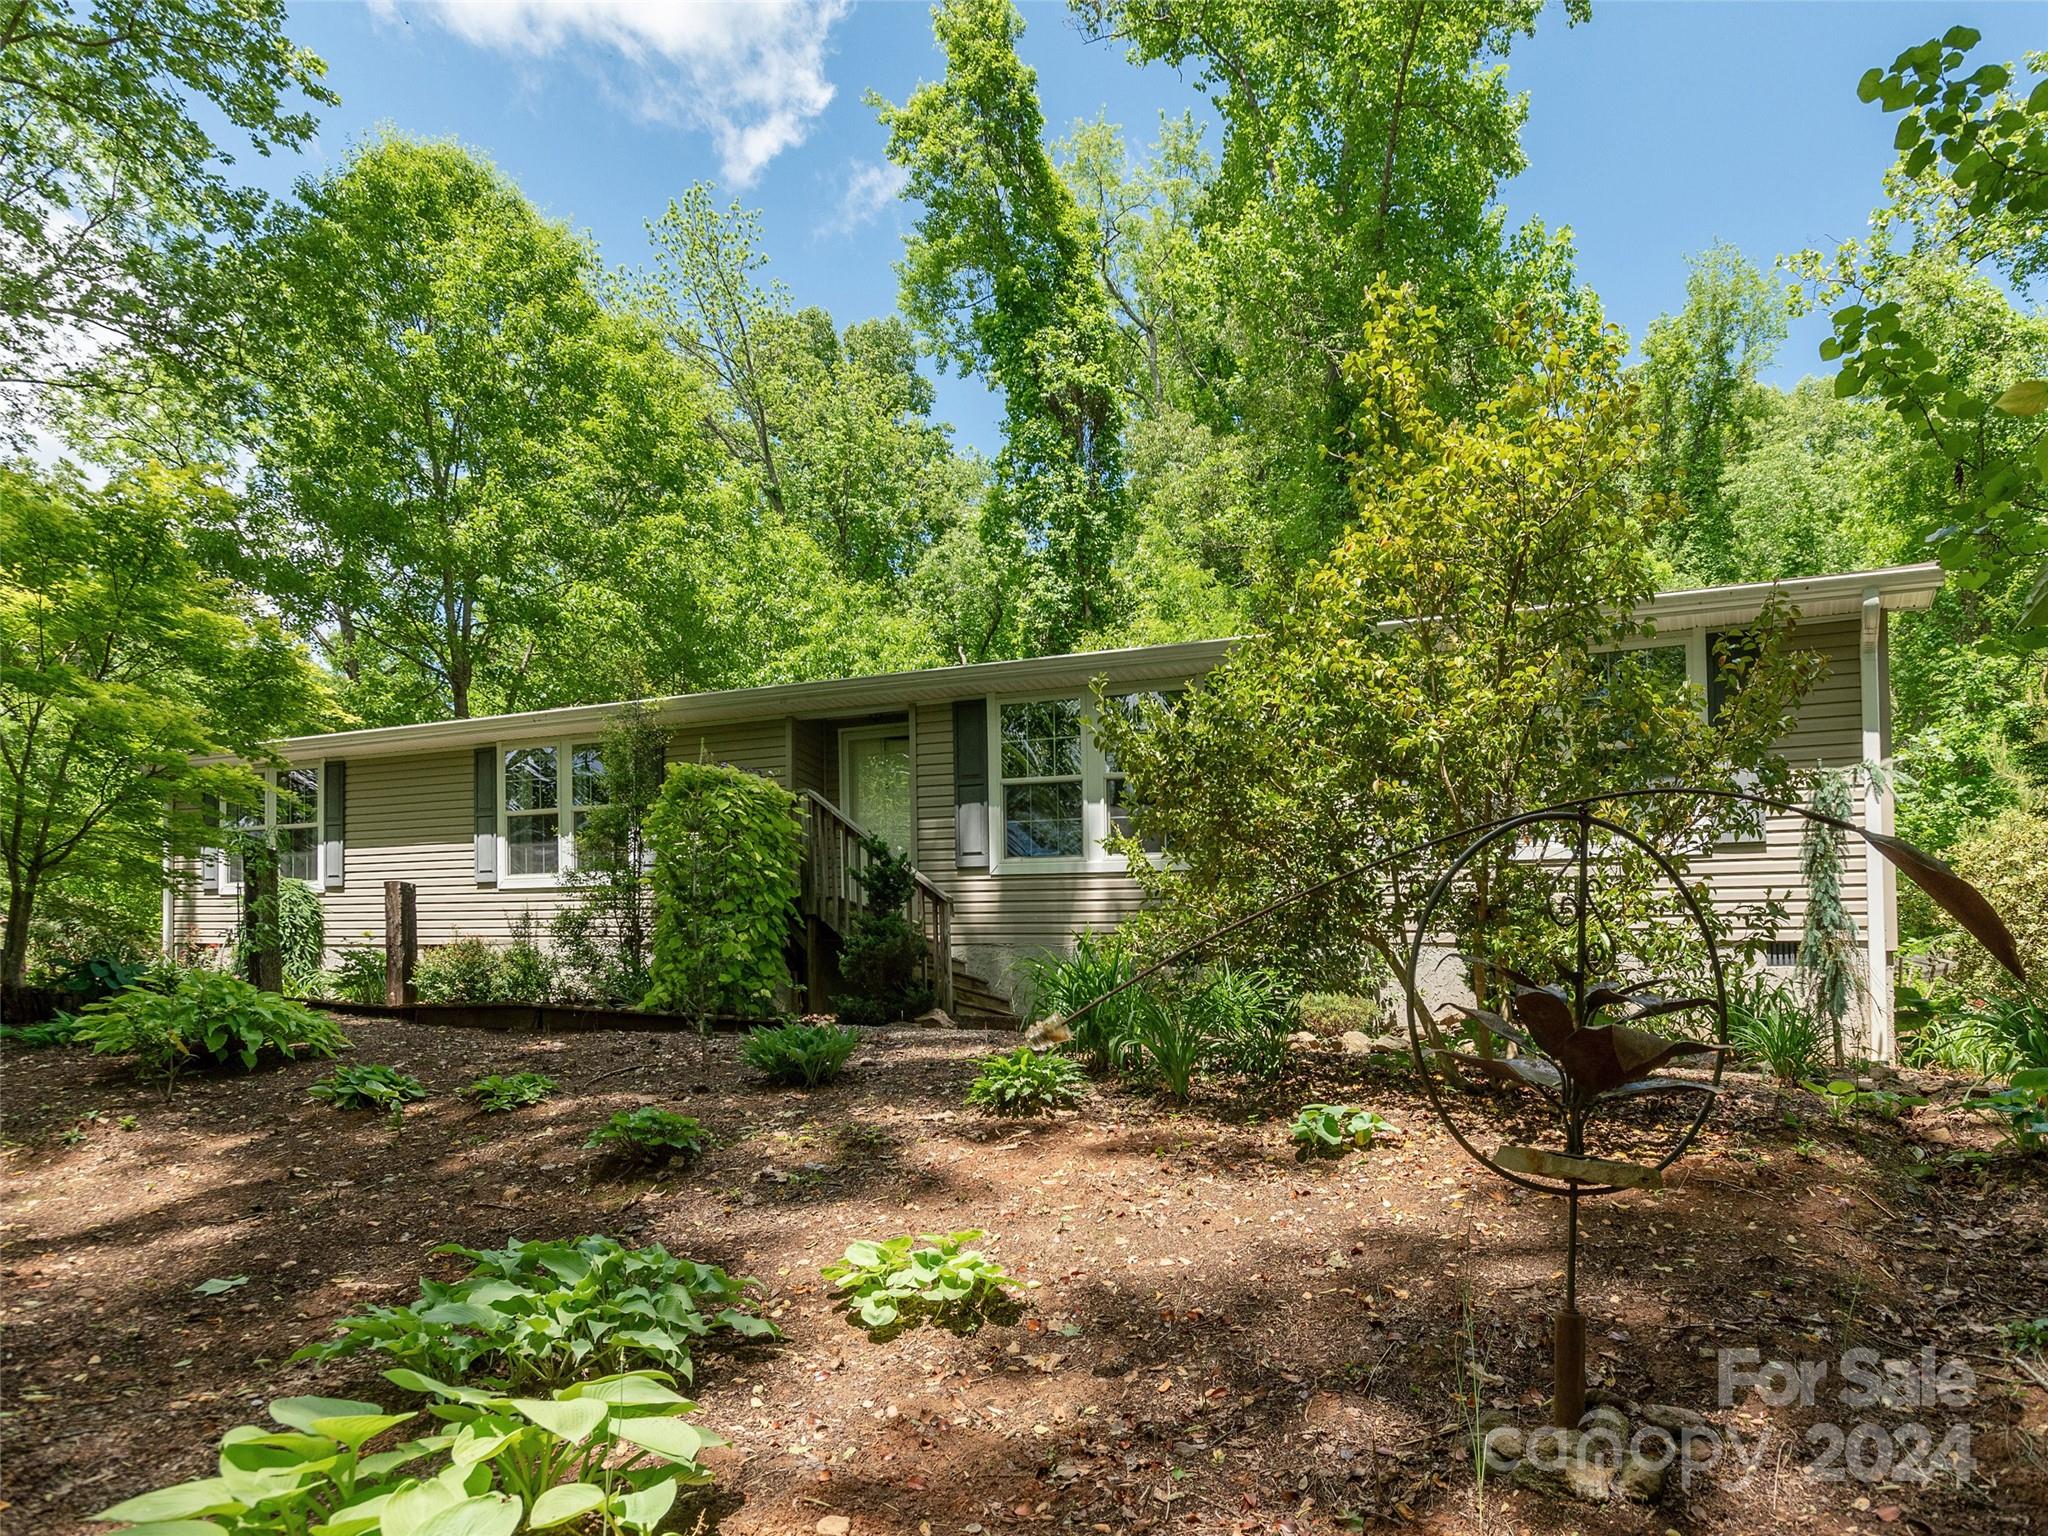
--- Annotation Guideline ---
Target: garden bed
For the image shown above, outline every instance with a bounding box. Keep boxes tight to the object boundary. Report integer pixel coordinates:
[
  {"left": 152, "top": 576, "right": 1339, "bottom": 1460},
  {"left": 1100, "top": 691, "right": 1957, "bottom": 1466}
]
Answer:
[
  {"left": 306, "top": 998, "right": 788, "bottom": 1034},
  {"left": 2, "top": 1022, "right": 2043, "bottom": 1535}
]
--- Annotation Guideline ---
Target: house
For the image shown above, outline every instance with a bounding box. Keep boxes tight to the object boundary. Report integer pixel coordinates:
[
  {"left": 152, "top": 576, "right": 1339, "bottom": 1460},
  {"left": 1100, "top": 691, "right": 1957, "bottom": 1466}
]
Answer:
[{"left": 169, "top": 564, "right": 1943, "bottom": 1053}]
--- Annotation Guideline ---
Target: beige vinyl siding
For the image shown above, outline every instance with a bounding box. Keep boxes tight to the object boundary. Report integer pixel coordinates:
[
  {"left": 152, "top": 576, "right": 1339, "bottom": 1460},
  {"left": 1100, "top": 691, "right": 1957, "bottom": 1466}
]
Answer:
[
  {"left": 1691, "top": 616, "right": 1869, "bottom": 938},
  {"left": 171, "top": 721, "right": 790, "bottom": 960}
]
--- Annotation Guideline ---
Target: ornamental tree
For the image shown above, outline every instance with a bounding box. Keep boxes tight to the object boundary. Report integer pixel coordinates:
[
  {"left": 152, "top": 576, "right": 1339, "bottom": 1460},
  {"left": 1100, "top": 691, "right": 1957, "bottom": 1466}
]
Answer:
[{"left": 1097, "top": 286, "right": 1821, "bottom": 996}]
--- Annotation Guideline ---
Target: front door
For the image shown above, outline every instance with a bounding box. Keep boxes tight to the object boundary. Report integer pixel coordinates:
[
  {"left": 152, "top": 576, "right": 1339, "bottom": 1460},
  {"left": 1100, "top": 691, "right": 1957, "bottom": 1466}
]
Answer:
[{"left": 840, "top": 725, "right": 912, "bottom": 857}]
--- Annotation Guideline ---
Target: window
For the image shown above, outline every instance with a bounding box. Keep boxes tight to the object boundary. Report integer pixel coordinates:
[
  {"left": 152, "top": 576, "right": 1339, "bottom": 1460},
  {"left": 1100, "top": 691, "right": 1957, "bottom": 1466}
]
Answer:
[
  {"left": 217, "top": 765, "right": 323, "bottom": 892},
  {"left": 987, "top": 691, "right": 1181, "bottom": 872},
  {"left": 998, "top": 699, "right": 1084, "bottom": 859},
  {"left": 499, "top": 739, "right": 606, "bottom": 884}
]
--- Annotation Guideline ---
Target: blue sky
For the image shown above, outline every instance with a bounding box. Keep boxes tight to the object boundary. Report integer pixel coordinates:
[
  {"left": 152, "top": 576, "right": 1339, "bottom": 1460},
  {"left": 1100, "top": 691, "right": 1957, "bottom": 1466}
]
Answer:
[{"left": 260, "top": 0, "right": 2043, "bottom": 454}]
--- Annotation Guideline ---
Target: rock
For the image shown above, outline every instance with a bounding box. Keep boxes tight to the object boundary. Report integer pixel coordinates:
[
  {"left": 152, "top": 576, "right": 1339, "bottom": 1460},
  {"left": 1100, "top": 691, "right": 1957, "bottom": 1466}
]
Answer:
[
  {"left": 1638, "top": 1402, "right": 1707, "bottom": 1433},
  {"left": 816, "top": 1519, "right": 851, "bottom": 1536},
  {"left": 1475, "top": 1408, "right": 1517, "bottom": 1434},
  {"left": 1339, "top": 1030, "right": 1376, "bottom": 1057},
  {"left": 1585, "top": 1386, "right": 1633, "bottom": 1410},
  {"left": 1513, "top": 1425, "right": 1618, "bottom": 1503},
  {"left": 1481, "top": 1424, "right": 1524, "bottom": 1472},
  {"left": 912, "top": 1008, "right": 954, "bottom": 1029},
  {"left": 1581, "top": 1405, "right": 1631, "bottom": 1439},
  {"left": 1287, "top": 1030, "right": 1319, "bottom": 1049},
  {"left": 1614, "top": 1451, "right": 1666, "bottom": 1503}
]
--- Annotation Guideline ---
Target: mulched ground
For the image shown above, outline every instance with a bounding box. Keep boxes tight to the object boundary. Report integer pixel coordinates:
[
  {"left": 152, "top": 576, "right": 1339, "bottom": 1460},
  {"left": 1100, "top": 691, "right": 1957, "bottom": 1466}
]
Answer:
[{"left": 2, "top": 1019, "right": 2044, "bottom": 1536}]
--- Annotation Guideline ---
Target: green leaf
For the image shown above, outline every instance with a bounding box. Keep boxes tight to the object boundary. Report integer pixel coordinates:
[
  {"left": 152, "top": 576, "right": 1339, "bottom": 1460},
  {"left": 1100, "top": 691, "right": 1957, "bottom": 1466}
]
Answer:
[
  {"left": 611, "top": 1478, "right": 681, "bottom": 1533},
  {"left": 528, "top": 1483, "right": 607, "bottom": 1528},
  {"left": 509, "top": 1396, "right": 610, "bottom": 1442},
  {"left": 413, "top": 1494, "right": 523, "bottom": 1536},
  {"left": 1993, "top": 379, "right": 2048, "bottom": 417},
  {"left": 270, "top": 1396, "right": 388, "bottom": 1433},
  {"left": 309, "top": 1411, "right": 416, "bottom": 1451},
  {"left": 612, "top": 1414, "right": 713, "bottom": 1461},
  {"left": 91, "top": 1480, "right": 241, "bottom": 1523}
]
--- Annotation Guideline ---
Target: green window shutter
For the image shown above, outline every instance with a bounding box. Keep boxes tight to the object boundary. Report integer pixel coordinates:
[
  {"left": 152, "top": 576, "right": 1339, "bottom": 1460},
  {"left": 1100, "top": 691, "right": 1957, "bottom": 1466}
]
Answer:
[
  {"left": 323, "top": 760, "right": 346, "bottom": 888},
  {"left": 953, "top": 698, "right": 988, "bottom": 869},
  {"left": 200, "top": 798, "right": 220, "bottom": 895},
  {"left": 474, "top": 746, "right": 498, "bottom": 882}
]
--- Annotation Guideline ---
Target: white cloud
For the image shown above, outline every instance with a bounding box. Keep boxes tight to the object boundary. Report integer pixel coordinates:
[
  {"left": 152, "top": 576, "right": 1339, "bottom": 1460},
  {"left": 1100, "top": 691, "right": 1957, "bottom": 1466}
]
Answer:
[
  {"left": 818, "top": 158, "right": 908, "bottom": 237},
  {"left": 372, "top": 0, "right": 850, "bottom": 186}
]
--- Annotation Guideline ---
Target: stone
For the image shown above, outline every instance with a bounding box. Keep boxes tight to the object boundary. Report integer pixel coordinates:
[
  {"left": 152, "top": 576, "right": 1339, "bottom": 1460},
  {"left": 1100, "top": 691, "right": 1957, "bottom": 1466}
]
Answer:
[
  {"left": 1638, "top": 1402, "right": 1708, "bottom": 1433},
  {"left": 912, "top": 1008, "right": 955, "bottom": 1029},
  {"left": 1287, "top": 1030, "right": 1319, "bottom": 1049},
  {"left": 816, "top": 1519, "right": 851, "bottom": 1536},
  {"left": 1614, "top": 1451, "right": 1667, "bottom": 1503},
  {"left": 1481, "top": 1424, "right": 1524, "bottom": 1472},
  {"left": 1581, "top": 1405, "right": 1631, "bottom": 1439},
  {"left": 1339, "top": 1030, "right": 1376, "bottom": 1057}
]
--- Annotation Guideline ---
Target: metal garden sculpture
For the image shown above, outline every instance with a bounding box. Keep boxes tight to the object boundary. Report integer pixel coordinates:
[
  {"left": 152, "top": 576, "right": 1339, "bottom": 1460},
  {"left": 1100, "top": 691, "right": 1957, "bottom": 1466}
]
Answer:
[{"left": 1042, "top": 786, "right": 2028, "bottom": 1430}]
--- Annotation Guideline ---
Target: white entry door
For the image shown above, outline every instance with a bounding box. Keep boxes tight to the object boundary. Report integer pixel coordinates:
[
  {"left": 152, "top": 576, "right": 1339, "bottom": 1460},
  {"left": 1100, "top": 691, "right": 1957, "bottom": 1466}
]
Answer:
[{"left": 840, "top": 726, "right": 912, "bottom": 857}]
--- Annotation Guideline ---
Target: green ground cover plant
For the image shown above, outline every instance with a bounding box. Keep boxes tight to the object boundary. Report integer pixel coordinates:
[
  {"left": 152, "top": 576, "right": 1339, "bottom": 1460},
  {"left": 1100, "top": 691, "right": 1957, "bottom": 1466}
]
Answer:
[
  {"left": 1726, "top": 972, "right": 1827, "bottom": 1083},
  {"left": 965, "top": 1047, "right": 1087, "bottom": 1116},
  {"left": 325, "top": 947, "right": 389, "bottom": 1005},
  {"left": 1289, "top": 1104, "right": 1393, "bottom": 1156},
  {"left": 821, "top": 1230, "right": 1018, "bottom": 1332},
  {"left": 294, "top": 1236, "right": 775, "bottom": 1388},
  {"left": 460, "top": 1072, "right": 558, "bottom": 1112},
  {"left": 309, "top": 1063, "right": 428, "bottom": 1112},
  {"left": 75, "top": 967, "right": 347, "bottom": 1083},
  {"left": 1965, "top": 1068, "right": 2048, "bottom": 1153},
  {"left": 740, "top": 1021, "right": 858, "bottom": 1087},
  {"left": 584, "top": 1107, "right": 710, "bottom": 1167}
]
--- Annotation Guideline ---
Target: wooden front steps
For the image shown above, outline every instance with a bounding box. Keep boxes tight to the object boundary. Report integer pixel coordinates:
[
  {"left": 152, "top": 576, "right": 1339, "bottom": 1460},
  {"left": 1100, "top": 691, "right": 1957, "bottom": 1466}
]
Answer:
[{"left": 948, "top": 961, "right": 1020, "bottom": 1031}]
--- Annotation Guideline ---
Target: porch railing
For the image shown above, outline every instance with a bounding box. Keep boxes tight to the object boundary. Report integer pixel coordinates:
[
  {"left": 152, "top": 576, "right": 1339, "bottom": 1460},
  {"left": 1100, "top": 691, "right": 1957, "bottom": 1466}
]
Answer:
[{"left": 798, "top": 789, "right": 954, "bottom": 1015}]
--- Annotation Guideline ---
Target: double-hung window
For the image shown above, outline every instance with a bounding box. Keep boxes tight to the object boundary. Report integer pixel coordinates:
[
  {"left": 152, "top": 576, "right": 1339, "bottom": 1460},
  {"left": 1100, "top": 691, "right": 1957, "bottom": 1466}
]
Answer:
[
  {"left": 217, "top": 765, "right": 323, "bottom": 892},
  {"left": 988, "top": 692, "right": 1178, "bottom": 872},
  {"left": 499, "top": 739, "right": 607, "bottom": 884}
]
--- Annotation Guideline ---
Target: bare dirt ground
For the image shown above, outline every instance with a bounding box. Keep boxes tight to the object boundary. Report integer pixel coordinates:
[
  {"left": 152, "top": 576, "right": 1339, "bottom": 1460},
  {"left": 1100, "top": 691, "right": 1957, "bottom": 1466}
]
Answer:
[{"left": 3, "top": 1020, "right": 2044, "bottom": 1536}]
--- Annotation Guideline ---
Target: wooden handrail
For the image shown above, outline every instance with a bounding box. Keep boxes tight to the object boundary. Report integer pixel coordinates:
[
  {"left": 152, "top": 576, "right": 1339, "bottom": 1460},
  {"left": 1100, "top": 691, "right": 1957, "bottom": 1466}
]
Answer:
[{"left": 798, "top": 790, "right": 954, "bottom": 1015}]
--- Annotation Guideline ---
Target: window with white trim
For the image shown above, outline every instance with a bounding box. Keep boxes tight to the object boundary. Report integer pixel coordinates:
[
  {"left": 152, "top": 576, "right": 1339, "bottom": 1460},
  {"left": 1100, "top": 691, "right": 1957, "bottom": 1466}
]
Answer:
[
  {"left": 988, "top": 692, "right": 1180, "bottom": 872},
  {"left": 499, "top": 739, "right": 606, "bottom": 884},
  {"left": 218, "top": 765, "right": 323, "bottom": 892},
  {"left": 1104, "top": 690, "right": 1180, "bottom": 855}
]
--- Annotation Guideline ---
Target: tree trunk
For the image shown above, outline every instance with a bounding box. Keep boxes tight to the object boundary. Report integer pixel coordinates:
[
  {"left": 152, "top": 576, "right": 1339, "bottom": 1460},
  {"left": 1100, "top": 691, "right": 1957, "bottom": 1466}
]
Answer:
[{"left": 2, "top": 868, "right": 36, "bottom": 998}]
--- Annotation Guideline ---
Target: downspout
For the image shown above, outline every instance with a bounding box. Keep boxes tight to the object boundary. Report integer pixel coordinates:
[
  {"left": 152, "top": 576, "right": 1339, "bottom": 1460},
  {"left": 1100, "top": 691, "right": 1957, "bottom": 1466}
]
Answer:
[{"left": 1859, "top": 587, "right": 1896, "bottom": 1062}]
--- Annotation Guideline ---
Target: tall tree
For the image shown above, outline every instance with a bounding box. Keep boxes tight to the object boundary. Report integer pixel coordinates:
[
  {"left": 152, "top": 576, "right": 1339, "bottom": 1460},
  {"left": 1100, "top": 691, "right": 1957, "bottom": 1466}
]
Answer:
[
  {"left": 1076, "top": 0, "right": 1586, "bottom": 551},
  {"left": 877, "top": 0, "right": 1128, "bottom": 651},
  {"left": 0, "top": 461, "right": 326, "bottom": 1001},
  {"left": 0, "top": 0, "right": 332, "bottom": 437},
  {"left": 214, "top": 135, "right": 630, "bottom": 721},
  {"left": 1637, "top": 245, "right": 1790, "bottom": 584}
]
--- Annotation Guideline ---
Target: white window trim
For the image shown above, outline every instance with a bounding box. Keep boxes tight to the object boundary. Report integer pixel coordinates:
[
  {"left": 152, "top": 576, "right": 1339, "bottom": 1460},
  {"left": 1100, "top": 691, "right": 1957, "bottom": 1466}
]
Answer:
[
  {"left": 218, "top": 764, "right": 324, "bottom": 894},
  {"left": 495, "top": 737, "right": 604, "bottom": 889},
  {"left": 985, "top": 690, "right": 1174, "bottom": 876}
]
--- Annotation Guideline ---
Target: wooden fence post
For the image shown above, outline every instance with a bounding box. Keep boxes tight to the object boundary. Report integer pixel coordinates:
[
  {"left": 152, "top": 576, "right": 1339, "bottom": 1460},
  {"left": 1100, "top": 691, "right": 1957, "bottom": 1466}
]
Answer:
[
  {"left": 384, "top": 880, "right": 417, "bottom": 1008},
  {"left": 241, "top": 853, "right": 283, "bottom": 993}
]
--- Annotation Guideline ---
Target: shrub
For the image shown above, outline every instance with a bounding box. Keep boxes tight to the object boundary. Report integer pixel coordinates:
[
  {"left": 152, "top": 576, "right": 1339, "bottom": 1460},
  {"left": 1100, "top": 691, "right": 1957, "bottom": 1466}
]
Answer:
[
  {"left": 1726, "top": 971, "right": 1826, "bottom": 1082},
  {"left": 293, "top": 1235, "right": 776, "bottom": 1387},
  {"left": 552, "top": 703, "right": 665, "bottom": 1007},
  {"left": 230, "top": 863, "right": 326, "bottom": 996},
  {"left": 1947, "top": 807, "right": 2048, "bottom": 996},
  {"left": 500, "top": 915, "right": 559, "bottom": 1003},
  {"left": 1964, "top": 1068, "right": 2048, "bottom": 1153},
  {"left": 966, "top": 1048, "right": 1087, "bottom": 1116},
  {"left": 835, "top": 836, "right": 935, "bottom": 1028},
  {"left": 49, "top": 955, "right": 149, "bottom": 1009},
  {"left": 1189, "top": 963, "right": 1296, "bottom": 1080},
  {"left": 822, "top": 1230, "right": 1018, "bottom": 1331},
  {"left": 326, "top": 947, "right": 388, "bottom": 1005},
  {"left": 309, "top": 1063, "right": 428, "bottom": 1112},
  {"left": 460, "top": 1071, "right": 558, "bottom": 1111},
  {"left": 414, "top": 936, "right": 506, "bottom": 1004},
  {"left": 1902, "top": 989, "right": 2048, "bottom": 1077},
  {"left": 585, "top": 1107, "right": 710, "bottom": 1167},
  {"left": 89, "top": 1372, "right": 718, "bottom": 1536},
  {"left": 75, "top": 967, "right": 348, "bottom": 1083},
  {"left": 1022, "top": 934, "right": 1142, "bottom": 1074},
  {"left": 1299, "top": 991, "right": 1384, "bottom": 1037},
  {"left": 741, "top": 1021, "right": 858, "bottom": 1087},
  {"left": 643, "top": 760, "right": 801, "bottom": 1016},
  {"left": 1290, "top": 1103, "right": 1393, "bottom": 1156}
]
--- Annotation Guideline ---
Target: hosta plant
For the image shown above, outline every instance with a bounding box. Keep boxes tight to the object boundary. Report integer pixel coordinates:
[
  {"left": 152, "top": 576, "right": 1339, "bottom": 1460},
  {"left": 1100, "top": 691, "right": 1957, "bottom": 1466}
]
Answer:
[
  {"left": 75, "top": 966, "right": 348, "bottom": 1083},
  {"left": 965, "top": 1047, "right": 1087, "bottom": 1116},
  {"left": 1289, "top": 1104, "right": 1394, "bottom": 1157},
  {"left": 1802, "top": 1077, "right": 1927, "bottom": 1124},
  {"left": 821, "top": 1230, "right": 1019, "bottom": 1331},
  {"left": 740, "top": 1021, "right": 858, "bottom": 1087},
  {"left": 87, "top": 1371, "right": 716, "bottom": 1536},
  {"left": 1965, "top": 1068, "right": 2048, "bottom": 1153},
  {"left": 460, "top": 1072, "right": 558, "bottom": 1112},
  {"left": 310, "top": 1064, "right": 429, "bottom": 1112},
  {"left": 584, "top": 1107, "right": 710, "bottom": 1167},
  {"left": 294, "top": 1235, "right": 776, "bottom": 1388}
]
